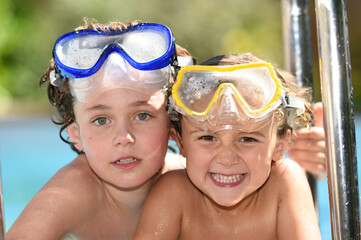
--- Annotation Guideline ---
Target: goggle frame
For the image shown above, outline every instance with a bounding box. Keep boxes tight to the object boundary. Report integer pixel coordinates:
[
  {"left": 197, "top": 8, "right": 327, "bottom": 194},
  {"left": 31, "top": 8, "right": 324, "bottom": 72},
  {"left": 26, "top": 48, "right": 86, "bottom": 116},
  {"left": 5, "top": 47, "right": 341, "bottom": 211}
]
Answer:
[
  {"left": 53, "top": 22, "right": 176, "bottom": 79},
  {"left": 172, "top": 62, "right": 283, "bottom": 120}
]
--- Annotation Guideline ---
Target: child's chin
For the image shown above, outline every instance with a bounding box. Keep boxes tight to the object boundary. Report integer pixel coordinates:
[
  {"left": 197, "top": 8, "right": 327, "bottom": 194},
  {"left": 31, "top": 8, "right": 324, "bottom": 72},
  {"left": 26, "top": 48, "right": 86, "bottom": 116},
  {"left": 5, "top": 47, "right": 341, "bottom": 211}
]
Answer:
[{"left": 211, "top": 195, "right": 243, "bottom": 208}]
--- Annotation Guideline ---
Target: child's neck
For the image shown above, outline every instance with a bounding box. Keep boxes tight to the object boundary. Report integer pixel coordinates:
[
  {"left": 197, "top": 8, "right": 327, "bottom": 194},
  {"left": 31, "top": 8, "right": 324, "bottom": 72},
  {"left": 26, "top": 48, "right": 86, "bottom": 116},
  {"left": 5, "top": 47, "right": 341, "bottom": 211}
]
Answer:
[
  {"left": 102, "top": 169, "right": 162, "bottom": 214},
  {"left": 203, "top": 190, "right": 259, "bottom": 215}
]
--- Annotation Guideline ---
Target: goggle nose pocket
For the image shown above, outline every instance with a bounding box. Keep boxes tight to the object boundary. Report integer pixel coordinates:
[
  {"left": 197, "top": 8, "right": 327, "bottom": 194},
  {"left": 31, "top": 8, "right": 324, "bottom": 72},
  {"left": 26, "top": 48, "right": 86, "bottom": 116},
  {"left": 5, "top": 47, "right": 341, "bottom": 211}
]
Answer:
[{"left": 212, "top": 86, "right": 242, "bottom": 121}]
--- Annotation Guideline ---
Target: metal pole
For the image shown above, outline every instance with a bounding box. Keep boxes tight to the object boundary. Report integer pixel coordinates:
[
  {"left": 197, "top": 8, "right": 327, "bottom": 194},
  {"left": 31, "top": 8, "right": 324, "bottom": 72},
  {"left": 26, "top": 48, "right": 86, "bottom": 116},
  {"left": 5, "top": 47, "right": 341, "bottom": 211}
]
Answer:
[
  {"left": 281, "top": 0, "right": 318, "bottom": 206},
  {"left": 315, "top": 0, "right": 360, "bottom": 239}
]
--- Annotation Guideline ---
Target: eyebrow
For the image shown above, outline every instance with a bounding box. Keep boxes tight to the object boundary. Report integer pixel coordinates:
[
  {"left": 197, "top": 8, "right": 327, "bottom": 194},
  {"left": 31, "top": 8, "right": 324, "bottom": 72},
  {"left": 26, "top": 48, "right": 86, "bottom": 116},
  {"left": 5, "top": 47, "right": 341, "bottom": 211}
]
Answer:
[
  {"left": 130, "top": 100, "right": 151, "bottom": 107},
  {"left": 84, "top": 100, "right": 152, "bottom": 113},
  {"left": 247, "top": 131, "right": 266, "bottom": 138},
  {"left": 85, "top": 104, "right": 111, "bottom": 113},
  {"left": 190, "top": 129, "right": 267, "bottom": 138},
  {"left": 190, "top": 128, "right": 214, "bottom": 134}
]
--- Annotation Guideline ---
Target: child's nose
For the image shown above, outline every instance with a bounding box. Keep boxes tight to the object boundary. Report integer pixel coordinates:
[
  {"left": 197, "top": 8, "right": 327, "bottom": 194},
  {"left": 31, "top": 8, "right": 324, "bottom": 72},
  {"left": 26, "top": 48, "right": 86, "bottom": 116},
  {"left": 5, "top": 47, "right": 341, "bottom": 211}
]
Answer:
[
  {"left": 113, "top": 124, "right": 135, "bottom": 146},
  {"left": 214, "top": 147, "right": 239, "bottom": 167}
]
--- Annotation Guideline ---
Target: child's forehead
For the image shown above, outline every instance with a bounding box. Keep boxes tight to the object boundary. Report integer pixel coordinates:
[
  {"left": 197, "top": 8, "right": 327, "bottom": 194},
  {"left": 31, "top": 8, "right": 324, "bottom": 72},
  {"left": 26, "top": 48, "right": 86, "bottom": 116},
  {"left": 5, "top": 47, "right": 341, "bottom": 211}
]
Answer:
[
  {"left": 74, "top": 87, "right": 166, "bottom": 109},
  {"left": 181, "top": 115, "right": 276, "bottom": 133}
]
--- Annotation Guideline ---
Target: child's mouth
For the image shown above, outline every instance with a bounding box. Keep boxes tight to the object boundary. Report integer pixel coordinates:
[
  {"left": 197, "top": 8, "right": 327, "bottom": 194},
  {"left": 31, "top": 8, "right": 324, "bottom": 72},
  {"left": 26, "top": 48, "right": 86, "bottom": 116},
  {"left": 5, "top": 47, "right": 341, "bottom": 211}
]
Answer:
[
  {"left": 113, "top": 157, "right": 141, "bottom": 170},
  {"left": 209, "top": 173, "right": 246, "bottom": 187},
  {"left": 115, "top": 158, "right": 138, "bottom": 164}
]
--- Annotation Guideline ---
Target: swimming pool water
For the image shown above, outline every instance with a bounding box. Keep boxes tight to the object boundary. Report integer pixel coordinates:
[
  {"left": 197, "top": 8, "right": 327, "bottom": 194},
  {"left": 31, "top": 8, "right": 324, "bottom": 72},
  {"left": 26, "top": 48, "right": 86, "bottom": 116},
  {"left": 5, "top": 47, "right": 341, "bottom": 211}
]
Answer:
[{"left": 1, "top": 115, "right": 360, "bottom": 238}]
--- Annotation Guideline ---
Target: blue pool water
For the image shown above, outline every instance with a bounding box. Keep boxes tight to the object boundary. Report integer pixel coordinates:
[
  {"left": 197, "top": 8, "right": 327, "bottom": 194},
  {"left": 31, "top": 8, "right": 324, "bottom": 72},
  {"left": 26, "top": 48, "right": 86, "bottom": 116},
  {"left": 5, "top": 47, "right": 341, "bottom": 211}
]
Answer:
[{"left": 0, "top": 115, "right": 360, "bottom": 238}]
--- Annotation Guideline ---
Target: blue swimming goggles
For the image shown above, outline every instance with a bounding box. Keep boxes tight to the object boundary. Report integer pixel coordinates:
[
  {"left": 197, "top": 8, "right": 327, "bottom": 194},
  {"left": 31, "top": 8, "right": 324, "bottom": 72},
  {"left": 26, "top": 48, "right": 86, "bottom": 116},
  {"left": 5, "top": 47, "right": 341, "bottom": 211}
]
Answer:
[{"left": 53, "top": 22, "right": 176, "bottom": 79}]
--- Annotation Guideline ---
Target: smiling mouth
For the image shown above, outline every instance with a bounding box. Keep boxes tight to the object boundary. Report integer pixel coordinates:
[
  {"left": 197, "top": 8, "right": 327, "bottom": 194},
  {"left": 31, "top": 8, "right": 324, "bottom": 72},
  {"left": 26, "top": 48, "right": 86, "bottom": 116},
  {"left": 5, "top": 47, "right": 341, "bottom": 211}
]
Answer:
[
  {"left": 115, "top": 158, "right": 138, "bottom": 164},
  {"left": 210, "top": 173, "right": 246, "bottom": 184}
]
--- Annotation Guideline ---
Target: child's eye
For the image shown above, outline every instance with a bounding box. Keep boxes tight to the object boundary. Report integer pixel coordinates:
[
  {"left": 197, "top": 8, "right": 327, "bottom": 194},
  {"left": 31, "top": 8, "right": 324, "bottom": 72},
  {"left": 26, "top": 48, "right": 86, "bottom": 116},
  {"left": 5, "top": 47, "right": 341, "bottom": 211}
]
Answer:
[
  {"left": 240, "top": 137, "right": 257, "bottom": 142},
  {"left": 93, "top": 117, "right": 109, "bottom": 126},
  {"left": 200, "top": 135, "right": 216, "bottom": 141},
  {"left": 136, "top": 112, "right": 151, "bottom": 121}
]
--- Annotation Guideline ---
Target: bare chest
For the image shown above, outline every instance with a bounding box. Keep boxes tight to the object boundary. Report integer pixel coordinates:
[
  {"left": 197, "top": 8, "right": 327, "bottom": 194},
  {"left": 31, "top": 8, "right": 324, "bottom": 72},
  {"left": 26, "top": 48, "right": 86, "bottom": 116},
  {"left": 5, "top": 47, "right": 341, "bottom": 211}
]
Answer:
[
  {"left": 66, "top": 206, "right": 139, "bottom": 240},
  {"left": 180, "top": 193, "right": 279, "bottom": 240}
]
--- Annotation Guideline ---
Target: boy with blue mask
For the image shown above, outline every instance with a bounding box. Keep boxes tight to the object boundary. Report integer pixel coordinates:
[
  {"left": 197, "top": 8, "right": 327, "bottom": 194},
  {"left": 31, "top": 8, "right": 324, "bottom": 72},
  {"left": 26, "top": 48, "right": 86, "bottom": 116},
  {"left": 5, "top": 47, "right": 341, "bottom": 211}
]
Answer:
[{"left": 5, "top": 20, "right": 193, "bottom": 240}]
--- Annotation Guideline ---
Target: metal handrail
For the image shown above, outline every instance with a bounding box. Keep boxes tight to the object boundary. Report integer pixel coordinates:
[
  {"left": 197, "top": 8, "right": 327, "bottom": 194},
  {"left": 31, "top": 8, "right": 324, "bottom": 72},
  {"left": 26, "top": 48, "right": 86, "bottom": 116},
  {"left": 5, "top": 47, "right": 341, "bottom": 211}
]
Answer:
[
  {"left": 315, "top": 0, "right": 361, "bottom": 239},
  {"left": 281, "top": 0, "right": 318, "bottom": 207}
]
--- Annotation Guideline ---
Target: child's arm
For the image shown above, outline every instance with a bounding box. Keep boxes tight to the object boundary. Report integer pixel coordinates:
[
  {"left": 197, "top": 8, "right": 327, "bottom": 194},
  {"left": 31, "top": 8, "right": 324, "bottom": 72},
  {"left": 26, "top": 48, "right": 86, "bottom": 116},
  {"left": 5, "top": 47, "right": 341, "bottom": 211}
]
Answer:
[
  {"left": 276, "top": 160, "right": 322, "bottom": 240},
  {"left": 5, "top": 156, "right": 97, "bottom": 239},
  {"left": 6, "top": 186, "right": 79, "bottom": 239},
  {"left": 134, "top": 170, "right": 185, "bottom": 240}
]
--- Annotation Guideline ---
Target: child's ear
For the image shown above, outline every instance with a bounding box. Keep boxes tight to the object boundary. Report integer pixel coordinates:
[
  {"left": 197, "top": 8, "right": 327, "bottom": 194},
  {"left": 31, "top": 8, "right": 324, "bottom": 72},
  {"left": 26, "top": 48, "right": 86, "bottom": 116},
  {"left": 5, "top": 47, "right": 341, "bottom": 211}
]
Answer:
[
  {"left": 66, "top": 122, "right": 84, "bottom": 152},
  {"left": 169, "top": 128, "right": 185, "bottom": 157},
  {"left": 273, "top": 130, "right": 291, "bottom": 161}
]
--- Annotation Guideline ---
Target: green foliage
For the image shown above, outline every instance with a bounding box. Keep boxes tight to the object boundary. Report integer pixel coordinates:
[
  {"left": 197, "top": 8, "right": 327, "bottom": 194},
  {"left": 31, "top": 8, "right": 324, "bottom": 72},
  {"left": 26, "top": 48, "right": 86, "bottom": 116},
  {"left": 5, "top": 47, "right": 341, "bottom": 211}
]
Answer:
[{"left": 0, "top": 0, "right": 360, "bottom": 113}]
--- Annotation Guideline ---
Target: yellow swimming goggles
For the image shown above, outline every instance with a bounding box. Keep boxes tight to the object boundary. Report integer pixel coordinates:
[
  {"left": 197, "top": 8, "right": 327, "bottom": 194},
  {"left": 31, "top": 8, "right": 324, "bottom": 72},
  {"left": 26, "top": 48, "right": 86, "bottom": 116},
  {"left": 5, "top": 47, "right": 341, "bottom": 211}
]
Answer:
[{"left": 172, "top": 63, "right": 304, "bottom": 125}]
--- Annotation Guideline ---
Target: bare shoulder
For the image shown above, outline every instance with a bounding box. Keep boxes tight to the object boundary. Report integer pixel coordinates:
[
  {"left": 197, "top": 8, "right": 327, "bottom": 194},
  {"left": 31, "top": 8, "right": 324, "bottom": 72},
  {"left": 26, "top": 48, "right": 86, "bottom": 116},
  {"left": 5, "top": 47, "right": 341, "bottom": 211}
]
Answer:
[
  {"left": 135, "top": 171, "right": 187, "bottom": 239},
  {"left": 6, "top": 154, "right": 103, "bottom": 239},
  {"left": 274, "top": 160, "right": 322, "bottom": 239},
  {"left": 50, "top": 154, "right": 102, "bottom": 193},
  {"left": 39, "top": 154, "right": 103, "bottom": 207},
  {"left": 264, "top": 159, "right": 311, "bottom": 201},
  {"left": 33, "top": 153, "right": 100, "bottom": 206},
  {"left": 270, "top": 159, "right": 307, "bottom": 184},
  {"left": 145, "top": 169, "right": 193, "bottom": 209},
  {"left": 159, "top": 169, "right": 188, "bottom": 181},
  {"left": 154, "top": 169, "right": 190, "bottom": 194},
  {"left": 267, "top": 158, "right": 319, "bottom": 203}
]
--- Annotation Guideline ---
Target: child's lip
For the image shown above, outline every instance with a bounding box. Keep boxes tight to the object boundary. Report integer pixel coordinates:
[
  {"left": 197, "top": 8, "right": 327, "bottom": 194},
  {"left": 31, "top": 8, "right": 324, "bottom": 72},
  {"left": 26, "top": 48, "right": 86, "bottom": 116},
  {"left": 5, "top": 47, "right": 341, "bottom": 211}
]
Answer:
[
  {"left": 114, "top": 157, "right": 139, "bottom": 164},
  {"left": 112, "top": 156, "right": 142, "bottom": 170},
  {"left": 209, "top": 172, "right": 247, "bottom": 187},
  {"left": 114, "top": 154, "right": 140, "bottom": 162}
]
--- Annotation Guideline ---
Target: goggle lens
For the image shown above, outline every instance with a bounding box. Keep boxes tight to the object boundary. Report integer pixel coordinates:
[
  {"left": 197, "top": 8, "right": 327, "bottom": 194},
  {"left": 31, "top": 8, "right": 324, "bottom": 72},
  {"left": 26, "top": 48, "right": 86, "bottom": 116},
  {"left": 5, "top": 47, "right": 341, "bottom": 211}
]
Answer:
[
  {"left": 174, "top": 64, "right": 281, "bottom": 119},
  {"left": 53, "top": 23, "right": 175, "bottom": 78}
]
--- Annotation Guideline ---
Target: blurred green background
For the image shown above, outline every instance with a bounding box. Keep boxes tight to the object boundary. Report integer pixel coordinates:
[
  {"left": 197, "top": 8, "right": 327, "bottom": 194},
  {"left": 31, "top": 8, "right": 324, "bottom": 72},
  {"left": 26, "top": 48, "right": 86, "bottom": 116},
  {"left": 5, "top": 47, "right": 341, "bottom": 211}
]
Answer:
[{"left": 0, "top": 0, "right": 360, "bottom": 117}]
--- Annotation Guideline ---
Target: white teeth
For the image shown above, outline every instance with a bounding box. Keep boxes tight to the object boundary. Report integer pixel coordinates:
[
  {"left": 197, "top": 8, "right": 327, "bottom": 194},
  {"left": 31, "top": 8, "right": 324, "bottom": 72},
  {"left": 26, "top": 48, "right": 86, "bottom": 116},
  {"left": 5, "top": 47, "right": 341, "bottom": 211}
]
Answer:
[
  {"left": 115, "top": 158, "right": 137, "bottom": 164},
  {"left": 211, "top": 173, "right": 244, "bottom": 184}
]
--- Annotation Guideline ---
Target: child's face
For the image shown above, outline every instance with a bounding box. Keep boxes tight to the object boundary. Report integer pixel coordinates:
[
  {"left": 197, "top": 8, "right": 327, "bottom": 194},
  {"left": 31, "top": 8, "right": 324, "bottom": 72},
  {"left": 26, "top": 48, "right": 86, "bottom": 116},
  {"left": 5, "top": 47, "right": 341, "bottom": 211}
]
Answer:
[
  {"left": 68, "top": 88, "right": 170, "bottom": 189},
  {"left": 175, "top": 117, "right": 286, "bottom": 207}
]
